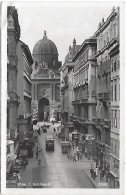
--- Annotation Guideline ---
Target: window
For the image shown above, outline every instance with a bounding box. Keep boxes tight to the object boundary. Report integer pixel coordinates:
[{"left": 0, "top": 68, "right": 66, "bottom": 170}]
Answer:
[
  {"left": 114, "top": 84, "right": 117, "bottom": 101},
  {"left": 110, "top": 26, "right": 113, "bottom": 40},
  {"left": 117, "top": 59, "right": 120, "bottom": 69},
  {"left": 114, "top": 110, "right": 117, "bottom": 128},
  {"left": 111, "top": 110, "right": 113, "bottom": 127},
  {"left": 113, "top": 24, "right": 116, "bottom": 37},
  {"left": 104, "top": 39, "right": 106, "bottom": 46},
  {"left": 111, "top": 143, "right": 113, "bottom": 153},
  {"left": 111, "top": 85, "right": 113, "bottom": 101},
  {"left": 115, "top": 144, "right": 117, "bottom": 155},
  {"left": 111, "top": 60, "right": 113, "bottom": 72},
  {"left": 114, "top": 60, "right": 117, "bottom": 71},
  {"left": 107, "top": 31, "right": 109, "bottom": 43}
]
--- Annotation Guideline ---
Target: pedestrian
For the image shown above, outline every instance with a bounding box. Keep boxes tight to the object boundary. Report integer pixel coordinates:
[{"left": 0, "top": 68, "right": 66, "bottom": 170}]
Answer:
[
  {"left": 95, "top": 166, "right": 98, "bottom": 177},
  {"left": 17, "top": 172, "right": 21, "bottom": 182},
  {"left": 90, "top": 167, "right": 93, "bottom": 178},
  {"left": 22, "top": 160, "right": 26, "bottom": 170},
  {"left": 53, "top": 128, "right": 56, "bottom": 132},
  {"left": 93, "top": 169, "right": 96, "bottom": 180},
  {"left": 72, "top": 142, "right": 74, "bottom": 150},
  {"left": 102, "top": 168, "right": 105, "bottom": 177},
  {"left": 77, "top": 150, "right": 80, "bottom": 160},
  {"left": 100, "top": 170, "right": 104, "bottom": 181},
  {"left": 36, "top": 145, "right": 39, "bottom": 159},
  {"left": 38, "top": 147, "right": 42, "bottom": 166},
  {"left": 73, "top": 152, "right": 76, "bottom": 162}
]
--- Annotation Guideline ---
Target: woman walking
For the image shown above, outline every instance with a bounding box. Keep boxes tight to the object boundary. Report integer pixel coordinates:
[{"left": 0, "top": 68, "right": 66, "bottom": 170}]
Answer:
[{"left": 38, "top": 147, "right": 42, "bottom": 166}]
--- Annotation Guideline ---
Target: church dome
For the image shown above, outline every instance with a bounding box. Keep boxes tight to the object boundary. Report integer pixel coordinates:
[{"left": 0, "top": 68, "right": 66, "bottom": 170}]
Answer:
[{"left": 32, "top": 31, "right": 59, "bottom": 69}]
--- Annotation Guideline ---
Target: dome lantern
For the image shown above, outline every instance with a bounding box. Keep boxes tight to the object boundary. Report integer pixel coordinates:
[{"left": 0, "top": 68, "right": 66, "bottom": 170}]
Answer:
[{"left": 43, "top": 30, "right": 47, "bottom": 38}]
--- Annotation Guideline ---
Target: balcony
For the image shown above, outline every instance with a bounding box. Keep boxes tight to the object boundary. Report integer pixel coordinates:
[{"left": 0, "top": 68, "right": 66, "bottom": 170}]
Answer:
[
  {"left": 79, "top": 117, "right": 88, "bottom": 124},
  {"left": 93, "top": 118, "right": 111, "bottom": 128},
  {"left": 98, "top": 92, "right": 110, "bottom": 101},
  {"left": 72, "top": 99, "right": 81, "bottom": 105},
  {"left": 7, "top": 91, "right": 20, "bottom": 104},
  {"left": 70, "top": 114, "right": 79, "bottom": 122}
]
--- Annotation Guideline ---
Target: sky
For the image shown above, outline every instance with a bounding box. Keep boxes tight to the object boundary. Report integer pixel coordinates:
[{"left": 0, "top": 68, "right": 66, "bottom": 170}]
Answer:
[{"left": 11, "top": 1, "right": 120, "bottom": 63}]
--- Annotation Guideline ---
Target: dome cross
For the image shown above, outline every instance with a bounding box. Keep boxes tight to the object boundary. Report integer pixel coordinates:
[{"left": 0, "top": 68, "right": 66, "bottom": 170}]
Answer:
[{"left": 44, "top": 30, "right": 47, "bottom": 37}]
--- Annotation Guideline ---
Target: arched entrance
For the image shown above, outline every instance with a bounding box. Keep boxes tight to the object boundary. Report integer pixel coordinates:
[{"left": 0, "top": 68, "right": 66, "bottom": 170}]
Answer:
[{"left": 38, "top": 98, "right": 49, "bottom": 121}]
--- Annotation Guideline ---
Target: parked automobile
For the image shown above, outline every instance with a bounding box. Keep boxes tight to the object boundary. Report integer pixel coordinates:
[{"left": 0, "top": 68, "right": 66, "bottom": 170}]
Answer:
[{"left": 61, "top": 141, "right": 71, "bottom": 153}]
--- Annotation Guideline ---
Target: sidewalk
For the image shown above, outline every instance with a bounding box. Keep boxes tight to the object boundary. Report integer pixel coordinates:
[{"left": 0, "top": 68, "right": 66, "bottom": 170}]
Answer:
[
  {"left": 18, "top": 141, "right": 41, "bottom": 188},
  {"left": 64, "top": 133, "right": 110, "bottom": 189}
]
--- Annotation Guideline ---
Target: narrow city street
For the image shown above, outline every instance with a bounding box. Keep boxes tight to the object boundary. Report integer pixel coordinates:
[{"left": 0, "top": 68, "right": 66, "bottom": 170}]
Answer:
[
  {"left": 6, "top": 5, "right": 120, "bottom": 190},
  {"left": 20, "top": 122, "right": 94, "bottom": 188}
]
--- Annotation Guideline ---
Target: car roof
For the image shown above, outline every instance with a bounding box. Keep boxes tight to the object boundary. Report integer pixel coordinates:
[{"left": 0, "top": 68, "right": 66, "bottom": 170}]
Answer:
[{"left": 45, "top": 135, "right": 54, "bottom": 139}]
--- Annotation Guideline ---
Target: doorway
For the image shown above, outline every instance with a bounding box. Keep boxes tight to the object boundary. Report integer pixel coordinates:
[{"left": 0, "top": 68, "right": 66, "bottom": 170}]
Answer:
[{"left": 38, "top": 98, "right": 49, "bottom": 121}]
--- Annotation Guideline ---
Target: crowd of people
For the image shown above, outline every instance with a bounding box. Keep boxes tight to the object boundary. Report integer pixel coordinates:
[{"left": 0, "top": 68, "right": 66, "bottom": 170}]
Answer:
[{"left": 90, "top": 161, "right": 110, "bottom": 183}]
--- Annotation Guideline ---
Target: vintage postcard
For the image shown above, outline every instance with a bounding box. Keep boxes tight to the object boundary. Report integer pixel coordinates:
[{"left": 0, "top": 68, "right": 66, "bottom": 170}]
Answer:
[{"left": 0, "top": 1, "right": 125, "bottom": 195}]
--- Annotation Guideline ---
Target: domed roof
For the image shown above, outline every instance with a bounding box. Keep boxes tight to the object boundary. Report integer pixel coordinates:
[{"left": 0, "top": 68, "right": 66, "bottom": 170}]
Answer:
[
  {"left": 33, "top": 31, "right": 58, "bottom": 56},
  {"left": 32, "top": 31, "right": 59, "bottom": 69}
]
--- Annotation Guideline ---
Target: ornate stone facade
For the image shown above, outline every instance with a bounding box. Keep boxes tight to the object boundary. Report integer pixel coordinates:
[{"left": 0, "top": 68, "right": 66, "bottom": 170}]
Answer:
[{"left": 31, "top": 32, "right": 61, "bottom": 121}]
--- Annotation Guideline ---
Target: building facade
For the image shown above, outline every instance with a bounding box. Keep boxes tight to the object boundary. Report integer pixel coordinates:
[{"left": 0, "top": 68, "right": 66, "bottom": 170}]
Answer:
[
  {"left": 109, "top": 9, "right": 120, "bottom": 188},
  {"left": 7, "top": 6, "right": 20, "bottom": 175},
  {"left": 94, "top": 7, "right": 119, "bottom": 187},
  {"left": 31, "top": 31, "right": 61, "bottom": 122},
  {"left": 60, "top": 39, "right": 80, "bottom": 137},
  {"left": 71, "top": 36, "right": 97, "bottom": 159},
  {"left": 16, "top": 40, "right": 33, "bottom": 142}
]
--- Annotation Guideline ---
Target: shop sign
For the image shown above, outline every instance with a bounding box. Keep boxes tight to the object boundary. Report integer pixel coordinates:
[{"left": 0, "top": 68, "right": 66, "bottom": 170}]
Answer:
[{"left": 86, "top": 134, "right": 95, "bottom": 140}]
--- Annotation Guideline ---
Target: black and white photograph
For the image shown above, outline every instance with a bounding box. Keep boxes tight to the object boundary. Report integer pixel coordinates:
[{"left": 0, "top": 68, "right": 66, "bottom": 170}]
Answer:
[{"left": 0, "top": 1, "right": 125, "bottom": 194}]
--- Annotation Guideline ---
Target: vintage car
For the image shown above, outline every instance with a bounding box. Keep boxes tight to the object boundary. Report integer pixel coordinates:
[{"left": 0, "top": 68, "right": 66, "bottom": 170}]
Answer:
[
  {"left": 45, "top": 135, "right": 54, "bottom": 151},
  {"left": 61, "top": 141, "right": 71, "bottom": 153}
]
